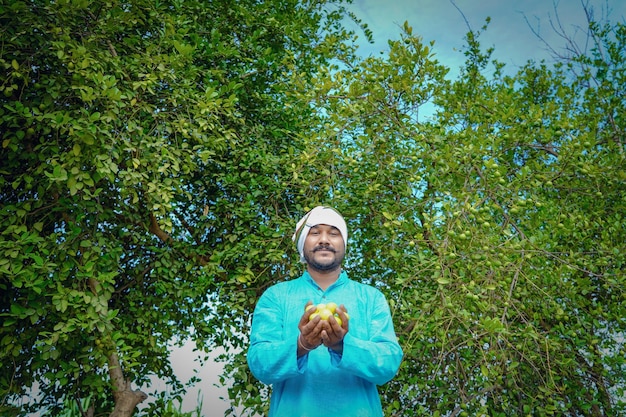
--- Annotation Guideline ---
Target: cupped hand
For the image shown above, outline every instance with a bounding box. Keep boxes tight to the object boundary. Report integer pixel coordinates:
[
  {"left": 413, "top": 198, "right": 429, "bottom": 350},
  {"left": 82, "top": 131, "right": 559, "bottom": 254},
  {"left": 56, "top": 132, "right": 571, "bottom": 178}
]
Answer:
[{"left": 321, "top": 304, "right": 349, "bottom": 352}]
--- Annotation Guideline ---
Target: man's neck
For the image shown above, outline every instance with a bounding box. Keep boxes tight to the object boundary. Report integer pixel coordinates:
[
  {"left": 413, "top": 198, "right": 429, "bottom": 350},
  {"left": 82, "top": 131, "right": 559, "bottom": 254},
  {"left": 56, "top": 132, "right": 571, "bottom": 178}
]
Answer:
[{"left": 307, "top": 267, "right": 341, "bottom": 291}]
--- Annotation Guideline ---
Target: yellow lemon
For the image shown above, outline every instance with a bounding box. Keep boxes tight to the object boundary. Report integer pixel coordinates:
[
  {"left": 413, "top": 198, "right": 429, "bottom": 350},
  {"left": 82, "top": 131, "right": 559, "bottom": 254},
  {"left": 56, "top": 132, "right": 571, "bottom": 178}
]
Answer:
[
  {"left": 318, "top": 308, "right": 333, "bottom": 320},
  {"left": 326, "top": 302, "right": 338, "bottom": 314}
]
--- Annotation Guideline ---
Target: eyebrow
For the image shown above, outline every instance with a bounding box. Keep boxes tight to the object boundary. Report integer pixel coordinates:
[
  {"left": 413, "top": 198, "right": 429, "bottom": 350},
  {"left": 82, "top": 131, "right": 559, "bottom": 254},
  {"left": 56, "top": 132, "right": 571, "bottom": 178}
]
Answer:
[{"left": 310, "top": 225, "right": 340, "bottom": 231}]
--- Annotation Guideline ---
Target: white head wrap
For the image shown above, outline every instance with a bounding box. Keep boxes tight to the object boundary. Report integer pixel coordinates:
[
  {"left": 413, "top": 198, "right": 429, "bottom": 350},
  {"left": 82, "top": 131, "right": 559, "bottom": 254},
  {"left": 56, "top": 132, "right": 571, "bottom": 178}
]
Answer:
[{"left": 292, "top": 206, "right": 348, "bottom": 263}]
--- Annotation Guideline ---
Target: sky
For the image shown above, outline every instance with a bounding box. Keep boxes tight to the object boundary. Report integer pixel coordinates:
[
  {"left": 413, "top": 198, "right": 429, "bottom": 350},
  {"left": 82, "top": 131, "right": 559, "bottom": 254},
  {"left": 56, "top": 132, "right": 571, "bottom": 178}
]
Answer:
[
  {"left": 164, "top": 1, "right": 626, "bottom": 416},
  {"left": 346, "top": 0, "right": 625, "bottom": 74}
]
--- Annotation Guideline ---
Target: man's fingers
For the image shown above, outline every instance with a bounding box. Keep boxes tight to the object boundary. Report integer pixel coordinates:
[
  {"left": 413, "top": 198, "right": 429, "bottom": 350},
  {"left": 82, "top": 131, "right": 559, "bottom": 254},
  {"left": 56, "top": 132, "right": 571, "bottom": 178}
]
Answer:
[
  {"left": 330, "top": 310, "right": 349, "bottom": 331},
  {"left": 302, "top": 315, "right": 316, "bottom": 329},
  {"left": 301, "top": 314, "right": 324, "bottom": 338},
  {"left": 302, "top": 307, "right": 348, "bottom": 348},
  {"left": 299, "top": 301, "right": 316, "bottom": 326},
  {"left": 328, "top": 314, "right": 341, "bottom": 330}
]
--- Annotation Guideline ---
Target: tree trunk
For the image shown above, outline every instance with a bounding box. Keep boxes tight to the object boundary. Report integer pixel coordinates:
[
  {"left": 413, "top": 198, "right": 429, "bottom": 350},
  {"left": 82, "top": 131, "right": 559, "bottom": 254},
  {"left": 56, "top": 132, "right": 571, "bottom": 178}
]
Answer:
[
  {"left": 108, "top": 351, "right": 147, "bottom": 417},
  {"left": 87, "top": 277, "right": 148, "bottom": 417}
]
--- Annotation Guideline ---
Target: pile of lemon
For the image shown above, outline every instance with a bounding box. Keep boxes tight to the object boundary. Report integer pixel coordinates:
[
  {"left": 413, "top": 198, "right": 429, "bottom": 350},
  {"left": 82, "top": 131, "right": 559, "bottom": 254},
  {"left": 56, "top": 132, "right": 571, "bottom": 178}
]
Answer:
[{"left": 306, "top": 302, "right": 349, "bottom": 326}]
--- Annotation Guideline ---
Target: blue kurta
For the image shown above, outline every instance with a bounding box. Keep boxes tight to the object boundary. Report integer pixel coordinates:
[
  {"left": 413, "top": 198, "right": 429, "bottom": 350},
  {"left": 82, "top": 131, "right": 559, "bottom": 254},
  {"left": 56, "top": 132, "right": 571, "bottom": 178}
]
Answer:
[{"left": 247, "top": 270, "right": 403, "bottom": 417}]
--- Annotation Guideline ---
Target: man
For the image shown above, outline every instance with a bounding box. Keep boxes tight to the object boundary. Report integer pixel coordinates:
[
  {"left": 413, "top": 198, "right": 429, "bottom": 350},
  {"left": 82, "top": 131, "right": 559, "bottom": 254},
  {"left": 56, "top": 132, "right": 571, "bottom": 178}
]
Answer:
[{"left": 247, "top": 206, "right": 403, "bottom": 417}]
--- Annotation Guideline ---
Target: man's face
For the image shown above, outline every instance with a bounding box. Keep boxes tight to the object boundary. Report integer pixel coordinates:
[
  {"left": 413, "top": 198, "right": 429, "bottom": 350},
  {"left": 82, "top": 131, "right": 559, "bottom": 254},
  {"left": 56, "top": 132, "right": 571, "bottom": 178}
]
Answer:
[{"left": 303, "top": 224, "right": 345, "bottom": 272}]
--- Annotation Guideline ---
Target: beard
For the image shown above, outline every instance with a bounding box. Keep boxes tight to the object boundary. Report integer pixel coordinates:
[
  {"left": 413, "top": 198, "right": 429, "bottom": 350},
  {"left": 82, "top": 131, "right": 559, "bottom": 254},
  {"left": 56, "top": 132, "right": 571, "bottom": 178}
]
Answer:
[{"left": 304, "top": 247, "right": 344, "bottom": 272}]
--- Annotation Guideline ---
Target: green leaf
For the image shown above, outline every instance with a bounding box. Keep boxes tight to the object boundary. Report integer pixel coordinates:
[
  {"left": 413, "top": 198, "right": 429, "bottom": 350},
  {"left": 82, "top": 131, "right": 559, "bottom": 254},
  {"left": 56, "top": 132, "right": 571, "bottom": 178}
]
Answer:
[{"left": 51, "top": 165, "right": 68, "bottom": 181}]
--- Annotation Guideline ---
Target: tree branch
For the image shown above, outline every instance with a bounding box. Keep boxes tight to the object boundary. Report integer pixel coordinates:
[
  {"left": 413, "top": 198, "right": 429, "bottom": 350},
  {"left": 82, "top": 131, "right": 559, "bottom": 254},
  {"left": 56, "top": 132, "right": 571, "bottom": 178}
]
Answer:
[{"left": 148, "top": 213, "right": 173, "bottom": 244}]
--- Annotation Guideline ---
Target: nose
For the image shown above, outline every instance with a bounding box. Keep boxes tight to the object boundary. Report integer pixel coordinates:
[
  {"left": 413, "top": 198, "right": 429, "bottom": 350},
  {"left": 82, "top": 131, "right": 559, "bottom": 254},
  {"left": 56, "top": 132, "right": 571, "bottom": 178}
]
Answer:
[{"left": 318, "top": 231, "right": 331, "bottom": 244}]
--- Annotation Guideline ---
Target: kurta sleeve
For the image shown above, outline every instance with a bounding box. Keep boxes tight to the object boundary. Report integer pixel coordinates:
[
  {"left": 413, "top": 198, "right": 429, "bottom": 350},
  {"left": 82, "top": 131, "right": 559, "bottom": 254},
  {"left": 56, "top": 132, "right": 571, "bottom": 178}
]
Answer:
[
  {"left": 247, "top": 286, "right": 305, "bottom": 385},
  {"left": 331, "top": 290, "right": 403, "bottom": 386}
]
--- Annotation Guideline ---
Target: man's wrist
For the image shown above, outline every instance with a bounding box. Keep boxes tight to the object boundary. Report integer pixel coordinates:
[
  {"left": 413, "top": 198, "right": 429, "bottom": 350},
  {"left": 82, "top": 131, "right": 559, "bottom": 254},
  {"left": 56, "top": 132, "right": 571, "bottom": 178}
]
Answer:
[
  {"left": 328, "top": 340, "right": 344, "bottom": 354},
  {"left": 298, "top": 334, "right": 316, "bottom": 351}
]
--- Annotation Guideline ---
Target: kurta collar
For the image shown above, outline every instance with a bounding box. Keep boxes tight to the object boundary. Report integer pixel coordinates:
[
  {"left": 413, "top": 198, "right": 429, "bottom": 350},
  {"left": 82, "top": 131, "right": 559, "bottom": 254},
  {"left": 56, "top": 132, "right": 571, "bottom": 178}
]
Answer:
[{"left": 302, "top": 270, "right": 348, "bottom": 291}]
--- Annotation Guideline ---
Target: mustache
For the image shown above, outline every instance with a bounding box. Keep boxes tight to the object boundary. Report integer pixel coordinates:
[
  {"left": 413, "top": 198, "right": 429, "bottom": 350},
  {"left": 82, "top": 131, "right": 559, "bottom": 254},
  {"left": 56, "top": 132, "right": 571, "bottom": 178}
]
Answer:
[{"left": 313, "top": 246, "right": 336, "bottom": 253}]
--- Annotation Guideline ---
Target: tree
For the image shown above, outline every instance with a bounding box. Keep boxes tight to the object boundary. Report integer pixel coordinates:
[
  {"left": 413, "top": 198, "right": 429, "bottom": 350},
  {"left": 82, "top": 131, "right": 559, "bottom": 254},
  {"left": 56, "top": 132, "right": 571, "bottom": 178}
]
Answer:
[
  {"left": 0, "top": 0, "right": 365, "bottom": 416},
  {"left": 263, "top": 10, "right": 625, "bottom": 417}
]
